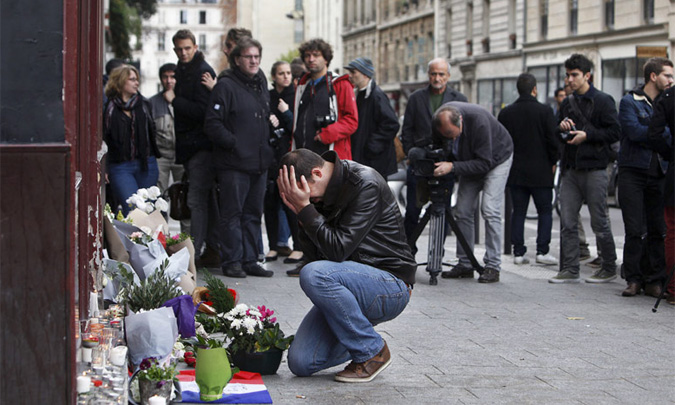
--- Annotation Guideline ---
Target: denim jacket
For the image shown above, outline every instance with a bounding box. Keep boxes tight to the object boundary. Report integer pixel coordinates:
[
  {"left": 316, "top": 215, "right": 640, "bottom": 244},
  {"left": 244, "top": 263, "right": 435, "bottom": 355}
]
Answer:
[{"left": 618, "top": 86, "right": 669, "bottom": 172}]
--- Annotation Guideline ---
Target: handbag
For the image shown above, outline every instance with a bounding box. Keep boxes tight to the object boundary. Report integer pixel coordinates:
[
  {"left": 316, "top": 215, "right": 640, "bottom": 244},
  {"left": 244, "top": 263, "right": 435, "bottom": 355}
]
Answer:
[
  {"left": 394, "top": 135, "right": 406, "bottom": 163},
  {"left": 166, "top": 181, "right": 191, "bottom": 220}
]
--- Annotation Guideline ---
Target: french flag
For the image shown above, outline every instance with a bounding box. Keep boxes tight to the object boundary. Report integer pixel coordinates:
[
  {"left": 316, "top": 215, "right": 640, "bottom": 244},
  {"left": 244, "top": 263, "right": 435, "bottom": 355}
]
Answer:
[{"left": 178, "top": 370, "right": 273, "bottom": 404}]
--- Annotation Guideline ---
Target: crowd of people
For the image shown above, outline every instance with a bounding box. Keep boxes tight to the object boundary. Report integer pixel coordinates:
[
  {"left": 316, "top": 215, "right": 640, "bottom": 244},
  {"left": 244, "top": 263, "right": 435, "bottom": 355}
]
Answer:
[{"left": 102, "top": 29, "right": 675, "bottom": 383}]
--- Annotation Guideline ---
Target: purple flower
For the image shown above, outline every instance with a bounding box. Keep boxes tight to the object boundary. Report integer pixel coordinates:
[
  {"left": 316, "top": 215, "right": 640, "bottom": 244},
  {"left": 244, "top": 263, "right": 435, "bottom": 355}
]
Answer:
[
  {"left": 139, "top": 358, "right": 153, "bottom": 370},
  {"left": 156, "top": 380, "right": 167, "bottom": 389}
]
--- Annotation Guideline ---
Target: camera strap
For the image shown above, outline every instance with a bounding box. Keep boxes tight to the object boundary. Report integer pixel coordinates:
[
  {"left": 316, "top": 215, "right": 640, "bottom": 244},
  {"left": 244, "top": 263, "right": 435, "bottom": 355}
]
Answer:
[{"left": 567, "top": 94, "right": 595, "bottom": 132}]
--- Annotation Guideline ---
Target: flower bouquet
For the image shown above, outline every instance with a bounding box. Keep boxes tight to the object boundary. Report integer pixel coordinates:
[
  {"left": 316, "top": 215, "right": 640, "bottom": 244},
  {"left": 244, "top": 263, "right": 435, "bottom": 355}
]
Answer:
[
  {"left": 165, "top": 233, "right": 197, "bottom": 294},
  {"left": 134, "top": 357, "right": 178, "bottom": 405}
]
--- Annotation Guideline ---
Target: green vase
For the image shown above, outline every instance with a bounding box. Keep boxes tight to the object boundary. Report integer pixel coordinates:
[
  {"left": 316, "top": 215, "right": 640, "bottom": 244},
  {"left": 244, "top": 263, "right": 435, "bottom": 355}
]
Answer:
[
  {"left": 195, "top": 347, "right": 232, "bottom": 402},
  {"left": 231, "top": 348, "right": 283, "bottom": 375}
]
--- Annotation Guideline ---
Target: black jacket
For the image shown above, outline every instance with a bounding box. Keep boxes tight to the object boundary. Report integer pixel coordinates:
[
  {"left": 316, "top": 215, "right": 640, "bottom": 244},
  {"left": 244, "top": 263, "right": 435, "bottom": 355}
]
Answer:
[
  {"left": 557, "top": 85, "right": 621, "bottom": 171},
  {"left": 204, "top": 68, "right": 273, "bottom": 174},
  {"left": 173, "top": 51, "right": 216, "bottom": 164},
  {"left": 647, "top": 85, "right": 675, "bottom": 206},
  {"left": 498, "top": 94, "right": 559, "bottom": 187},
  {"left": 269, "top": 84, "right": 295, "bottom": 173},
  {"left": 351, "top": 79, "right": 401, "bottom": 179},
  {"left": 296, "top": 151, "right": 417, "bottom": 285},
  {"left": 103, "top": 95, "right": 160, "bottom": 165},
  {"left": 401, "top": 85, "right": 467, "bottom": 153}
]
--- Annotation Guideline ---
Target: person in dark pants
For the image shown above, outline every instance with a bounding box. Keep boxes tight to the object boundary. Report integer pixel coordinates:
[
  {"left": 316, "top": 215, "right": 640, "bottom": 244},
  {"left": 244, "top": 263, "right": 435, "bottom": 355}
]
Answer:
[
  {"left": 204, "top": 37, "right": 275, "bottom": 278},
  {"left": 549, "top": 54, "right": 620, "bottom": 284},
  {"left": 619, "top": 57, "right": 674, "bottom": 297},
  {"left": 344, "top": 57, "right": 400, "bottom": 180},
  {"left": 164, "top": 29, "right": 219, "bottom": 267},
  {"left": 400, "top": 58, "right": 467, "bottom": 253},
  {"left": 647, "top": 84, "right": 675, "bottom": 305},
  {"left": 498, "top": 73, "right": 560, "bottom": 266}
]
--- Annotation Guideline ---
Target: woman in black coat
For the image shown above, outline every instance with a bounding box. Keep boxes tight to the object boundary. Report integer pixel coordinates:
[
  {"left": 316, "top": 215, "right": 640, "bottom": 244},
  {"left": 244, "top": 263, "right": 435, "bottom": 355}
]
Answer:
[{"left": 103, "top": 65, "right": 160, "bottom": 215}]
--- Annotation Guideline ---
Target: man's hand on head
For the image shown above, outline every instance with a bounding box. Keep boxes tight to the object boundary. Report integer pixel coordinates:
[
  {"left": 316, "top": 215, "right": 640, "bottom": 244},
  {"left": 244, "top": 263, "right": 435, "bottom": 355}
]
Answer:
[{"left": 277, "top": 164, "right": 312, "bottom": 215}]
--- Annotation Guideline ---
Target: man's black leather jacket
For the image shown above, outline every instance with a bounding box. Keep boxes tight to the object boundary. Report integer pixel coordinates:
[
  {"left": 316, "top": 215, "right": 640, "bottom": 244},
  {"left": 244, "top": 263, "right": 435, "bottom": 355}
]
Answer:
[{"left": 296, "top": 151, "right": 417, "bottom": 285}]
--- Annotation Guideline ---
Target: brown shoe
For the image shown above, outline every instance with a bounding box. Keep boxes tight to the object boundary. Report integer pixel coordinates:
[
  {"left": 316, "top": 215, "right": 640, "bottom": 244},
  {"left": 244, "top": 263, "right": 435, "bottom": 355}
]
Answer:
[
  {"left": 621, "top": 282, "right": 642, "bottom": 297},
  {"left": 334, "top": 341, "right": 392, "bottom": 383},
  {"left": 644, "top": 283, "right": 663, "bottom": 298}
]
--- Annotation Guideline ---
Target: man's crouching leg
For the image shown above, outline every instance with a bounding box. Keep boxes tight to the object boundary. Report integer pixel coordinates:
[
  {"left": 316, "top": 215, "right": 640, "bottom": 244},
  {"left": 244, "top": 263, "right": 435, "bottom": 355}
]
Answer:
[{"left": 289, "top": 260, "right": 409, "bottom": 382}]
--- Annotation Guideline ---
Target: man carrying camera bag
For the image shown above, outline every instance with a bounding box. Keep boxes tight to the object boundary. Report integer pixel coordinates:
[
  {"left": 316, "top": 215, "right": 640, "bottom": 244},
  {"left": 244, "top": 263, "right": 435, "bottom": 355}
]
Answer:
[
  {"left": 432, "top": 102, "right": 513, "bottom": 283},
  {"left": 291, "top": 38, "right": 358, "bottom": 160}
]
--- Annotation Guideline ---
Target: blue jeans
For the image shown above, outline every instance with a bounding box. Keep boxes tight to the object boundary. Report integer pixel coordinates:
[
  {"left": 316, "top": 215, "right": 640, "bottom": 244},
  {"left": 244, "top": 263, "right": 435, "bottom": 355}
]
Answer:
[
  {"left": 455, "top": 154, "right": 513, "bottom": 270},
  {"left": 560, "top": 168, "right": 617, "bottom": 275},
  {"left": 108, "top": 156, "right": 159, "bottom": 216},
  {"left": 216, "top": 169, "right": 266, "bottom": 266},
  {"left": 287, "top": 261, "right": 410, "bottom": 377},
  {"left": 509, "top": 185, "right": 553, "bottom": 257}
]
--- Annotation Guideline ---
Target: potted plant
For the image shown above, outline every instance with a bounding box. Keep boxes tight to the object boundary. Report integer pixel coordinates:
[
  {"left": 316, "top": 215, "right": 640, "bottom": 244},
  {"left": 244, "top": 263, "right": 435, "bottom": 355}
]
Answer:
[
  {"left": 134, "top": 357, "right": 177, "bottom": 405},
  {"left": 118, "top": 260, "right": 184, "bottom": 313},
  {"left": 218, "top": 304, "right": 294, "bottom": 375}
]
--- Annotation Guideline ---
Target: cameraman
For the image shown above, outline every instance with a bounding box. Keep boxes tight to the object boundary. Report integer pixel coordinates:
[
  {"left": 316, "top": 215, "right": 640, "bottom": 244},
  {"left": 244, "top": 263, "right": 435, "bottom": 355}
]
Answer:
[
  {"left": 432, "top": 102, "right": 513, "bottom": 283},
  {"left": 291, "top": 38, "right": 358, "bottom": 159}
]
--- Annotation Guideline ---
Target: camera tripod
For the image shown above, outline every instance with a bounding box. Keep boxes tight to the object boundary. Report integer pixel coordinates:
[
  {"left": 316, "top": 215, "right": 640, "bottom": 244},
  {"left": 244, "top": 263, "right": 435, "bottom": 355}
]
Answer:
[{"left": 408, "top": 179, "right": 485, "bottom": 285}]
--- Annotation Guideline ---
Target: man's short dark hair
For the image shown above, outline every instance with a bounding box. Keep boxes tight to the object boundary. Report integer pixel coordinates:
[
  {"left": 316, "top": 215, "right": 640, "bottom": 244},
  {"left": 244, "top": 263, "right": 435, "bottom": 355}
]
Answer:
[
  {"left": 226, "top": 27, "right": 252, "bottom": 44},
  {"left": 432, "top": 104, "right": 461, "bottom": 129},
  {"left": 158, "top": 63, "right": 177, "bottom": 78},
  {"left": 643, "top": 57, "right": 674, "bottom": 83},
  {"left": 298, "top": 38, "right": 333, "bottom": 66},
  {"left": 290, "top": 57, "right": 307, "bottom": 79},
  {"left": 564, "top": 53, "right": 593, "bottom": 74},
  {"left": 172, "top": 29, "right": 196, "bottom": 46},
  {"left": 228, "top": 37, "right": 263, "bottom": 67},
  {"left": 105, "top": 58, "right": 125, "bottom": 76},
  {"left": 516, "top": 73, "right": 537, "bottom": 96},
  {"left": 554, "top": 87, "right": 565, "bottom": 97},
  {"left": 280, "top": 149, "right": 326, "bottom": 182}
]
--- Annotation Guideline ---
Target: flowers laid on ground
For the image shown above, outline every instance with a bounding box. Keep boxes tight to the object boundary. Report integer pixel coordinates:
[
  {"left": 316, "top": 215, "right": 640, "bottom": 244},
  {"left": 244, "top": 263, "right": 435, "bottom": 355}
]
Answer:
[
  {"left": 138, "top": 357, "right": 178, "bottom": 388},
  {"left": 166, "top": 232, "right": 193, "bottom": 247},
  {"left": 116, "top": 261, "right": 183, "bottom": 312},
  {"left": 218, "top": 304, "right": 293, "bottom": 355},
  {"left": 126, "top": 186, "right": 169, "bottom": 214},
  {"left": 129, "top": 231, "right": 154, "bottom": 246}
]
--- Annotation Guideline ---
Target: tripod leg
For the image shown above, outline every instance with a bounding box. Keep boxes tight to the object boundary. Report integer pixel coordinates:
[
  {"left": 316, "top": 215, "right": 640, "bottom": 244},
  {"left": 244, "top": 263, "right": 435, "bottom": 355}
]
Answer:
[
  {"left": 445, "top": 206, "right": 485, "bottom": 275},
  {"left": 408, "top": 209, "right": 432, "bottom": 252},
  {"left": 427, "top": 211, "right": 445, "bottom": 285},
  {"left": 652, "top": 264, "right": 675, "bottom": 313}
]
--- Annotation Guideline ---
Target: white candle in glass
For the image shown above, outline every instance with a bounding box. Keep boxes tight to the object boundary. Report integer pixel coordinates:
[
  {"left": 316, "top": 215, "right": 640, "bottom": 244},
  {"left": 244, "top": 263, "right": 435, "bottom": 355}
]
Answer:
[
  {"left": 148, "top": 395, "right": 166, "bottom": 405},
  {"left": 76, "top": 375, "right": 91, "bottom": 393},
  {"left": 81, "top": 347, "right": 92, "bottom": 363}
]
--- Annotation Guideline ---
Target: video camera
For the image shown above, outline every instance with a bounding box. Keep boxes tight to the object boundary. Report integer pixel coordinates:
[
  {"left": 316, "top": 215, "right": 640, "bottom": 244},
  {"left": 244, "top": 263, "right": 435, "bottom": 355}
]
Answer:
[
  {"left": 270, "top": 127, "right": 285, "bottom": 147},
  {"left": 408, "top": 146, "right": 451, "bottom": 178}
]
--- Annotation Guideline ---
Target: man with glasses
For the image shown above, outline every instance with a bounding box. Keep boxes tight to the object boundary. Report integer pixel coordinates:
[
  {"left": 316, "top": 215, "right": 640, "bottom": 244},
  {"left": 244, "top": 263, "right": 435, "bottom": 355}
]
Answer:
[{"left": 204, "top": 37, "right": 276, "bottom": 278}]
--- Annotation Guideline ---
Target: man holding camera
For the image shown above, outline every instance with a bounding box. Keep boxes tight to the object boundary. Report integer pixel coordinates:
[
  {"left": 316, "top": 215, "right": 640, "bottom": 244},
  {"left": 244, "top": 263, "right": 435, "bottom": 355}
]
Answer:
[
  {"left": 401, "top": 58, "right": 467, "bottom": 251},
  {"left": 292, "top": 38, "right": 358, "bottom": 160},
  {"left": 549, "top": 53, "right": 620, "bottom": 284},
  {"left": 432, "top": 102, "right": 513, "bottom": 283},
  {"left": 203, "top": 37, "right": 276, "bottom": 278}
]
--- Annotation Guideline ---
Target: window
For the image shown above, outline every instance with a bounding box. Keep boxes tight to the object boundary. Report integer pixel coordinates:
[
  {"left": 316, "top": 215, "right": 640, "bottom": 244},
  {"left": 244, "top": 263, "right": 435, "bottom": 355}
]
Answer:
[
  {"left": 602, "top": 58, "right": 649, "bottom": 107},
  {"left": 180, "top": 10, "right": 187, "bottom": 24},
  {"left": 570, "top": 0, "right": 578, "bottom": 35},
  {"left": 446, "top": 7, "right": 453, "bottom": 57},
  {"left": 199, "top": 11, "right": 206, "bottom": 24},
  {"left": 605, "top": 0, "right": 615, "bottom": 30},
  {"left": 158, "top": 32, "right": 165, "bottom": 51},
  {"left": 528, "top": 64, "right": 565, "bottom": 109},
  {"left": 199, "top": 34, "right": 206, "bottom": 50},
  {"left": 201, "top": 0, "right": 217, "bottom": 3},
  {"left": 477, "top": 78, "right": 518, "bottom": 116},
  {"left": 643, "top": 0, "right": 654, "bottom": 23},
  {"left": 540, "top": 0, "right": 548, "bottom": 39},
  {"left": 507, "top": 0, "right": 516, "bottom": 49}
]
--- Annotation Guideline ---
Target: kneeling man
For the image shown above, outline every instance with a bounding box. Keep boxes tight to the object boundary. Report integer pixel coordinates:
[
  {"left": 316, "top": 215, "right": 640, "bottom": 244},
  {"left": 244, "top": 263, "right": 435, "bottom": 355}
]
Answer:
[{"left": 277, "top": 148, "right": 417, "bottom": 382}]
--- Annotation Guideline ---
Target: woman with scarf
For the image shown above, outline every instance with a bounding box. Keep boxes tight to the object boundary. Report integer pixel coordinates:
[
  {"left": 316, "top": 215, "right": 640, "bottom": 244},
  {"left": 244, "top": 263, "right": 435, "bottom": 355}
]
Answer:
[{"left": 104, "top": 65, "right": 160, "bottom": 215}]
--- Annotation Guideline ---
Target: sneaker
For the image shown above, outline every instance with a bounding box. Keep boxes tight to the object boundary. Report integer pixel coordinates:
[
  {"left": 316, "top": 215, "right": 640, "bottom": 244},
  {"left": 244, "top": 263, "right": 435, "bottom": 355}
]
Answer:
[
  {"left": 584, "top": 269, "right": 617, "bottom": 283},
  {"left": 334, "top": 341, "right": 392, "bottom": 383},
  {"left": 514, "top": 256, "right": 530, "bottom": 265},
  {"left": 222, "top": 263, "right": 247, "bottom": 278},
  {"left": 441, "top": 265, "right": 474, "bottom": 279},
  {"left": 536, "top": 253, "right": 558, "bottom": 265},
  {"left": 587, "top": 257, "right": 602, "bottom": 268},
  {"left": 243, "top": 262, "right": 274, "bottom": 277},
  {"left": 549, "top": 270, "right": 581, "bottom": 284},
  {"left": 478, "top": 268, "right": 500, "bottom": 283}
]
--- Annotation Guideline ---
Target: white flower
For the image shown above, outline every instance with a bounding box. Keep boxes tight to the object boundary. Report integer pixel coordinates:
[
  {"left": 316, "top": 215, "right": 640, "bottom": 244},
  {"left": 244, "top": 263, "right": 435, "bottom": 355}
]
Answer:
[
  {"left": 242, "top": 318, "right": 259, "bottom": 335},
  {"left": 174, "top": 341, "right": 185, "bottom": 351},
  {"left": 126, "top": 194, "right": 138, "bottom": 206},
  {"left": 136, "top": 188, "right": 150, "bottom": 200},
  {"left": 248, "top": 309, "right": 262, "bottom": 318},
  {"left": 231, "top": 319, "right": 243, "bottom": 330},
  {"left": 144, "top": 202, "right": 155, "bottom": 213},
  {"left": 154, "top": 197, "right": 169, "bottom": 212},
  {"left": 148, "top": 186, "right": 161, "bottom": 200},
  {"left": 135, "top": 199, "right": 149, "bottom": 212}
]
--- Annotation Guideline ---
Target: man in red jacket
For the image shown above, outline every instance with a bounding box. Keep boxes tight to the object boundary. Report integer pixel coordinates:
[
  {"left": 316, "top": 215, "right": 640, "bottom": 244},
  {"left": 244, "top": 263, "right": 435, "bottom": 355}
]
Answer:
[{"left": 292, "top": 38, "right": 358, "bottom": 160}]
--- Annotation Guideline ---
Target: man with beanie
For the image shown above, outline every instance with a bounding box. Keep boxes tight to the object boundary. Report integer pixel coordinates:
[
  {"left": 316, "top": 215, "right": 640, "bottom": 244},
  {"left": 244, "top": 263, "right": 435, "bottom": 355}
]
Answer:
[
  {"left": 345, "top": 57, "right": 400, "bottom": 180},
  {"left": 164, "top": 29, "right": 219, "bottom": 268}
]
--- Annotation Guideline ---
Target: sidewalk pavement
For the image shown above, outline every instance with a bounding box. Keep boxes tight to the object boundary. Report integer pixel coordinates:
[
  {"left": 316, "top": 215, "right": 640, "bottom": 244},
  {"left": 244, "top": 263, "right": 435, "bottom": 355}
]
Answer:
[{"left": 186, "top": 210, "right": 675, "bottom": 404}]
